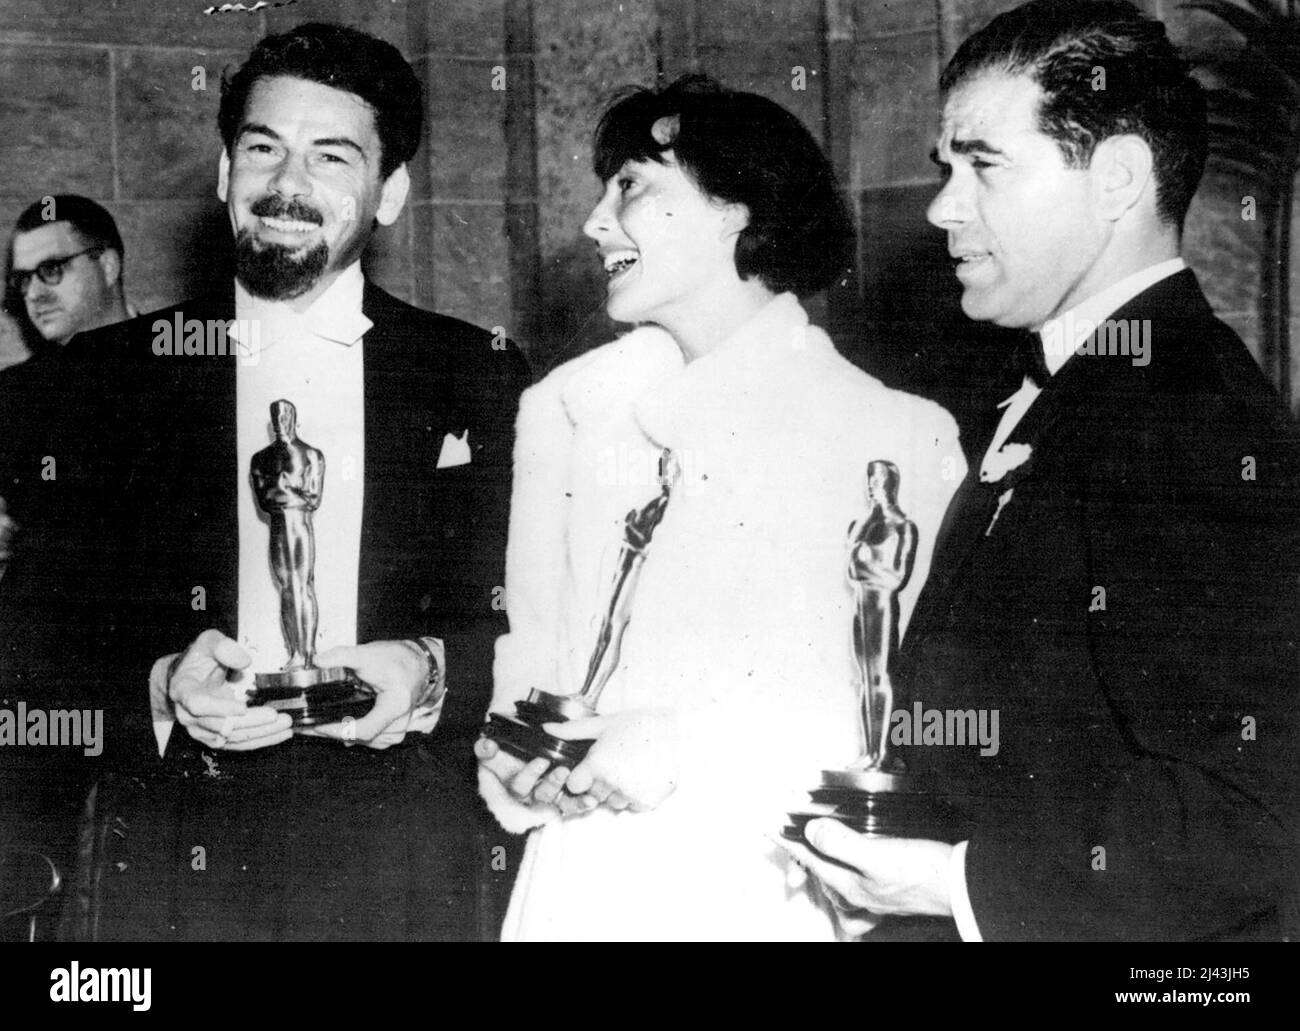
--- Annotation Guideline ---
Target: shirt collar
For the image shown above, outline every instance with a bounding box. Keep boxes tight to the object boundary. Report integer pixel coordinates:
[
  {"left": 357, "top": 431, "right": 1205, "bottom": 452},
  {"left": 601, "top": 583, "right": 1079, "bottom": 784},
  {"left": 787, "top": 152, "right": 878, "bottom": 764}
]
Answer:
[
  {"left": 1037, "top": 257, "right": 1185, "bottom": 376},
  {"left": 231, "top": 262, "right": 372, "bottom": 352}
]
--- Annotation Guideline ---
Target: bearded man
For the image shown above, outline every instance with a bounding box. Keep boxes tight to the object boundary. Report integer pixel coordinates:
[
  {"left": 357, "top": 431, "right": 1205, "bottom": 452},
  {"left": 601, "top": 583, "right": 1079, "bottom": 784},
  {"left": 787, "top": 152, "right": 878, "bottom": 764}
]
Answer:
[{"left": 0, "top": 22, "right": 529, "bottom": 941}]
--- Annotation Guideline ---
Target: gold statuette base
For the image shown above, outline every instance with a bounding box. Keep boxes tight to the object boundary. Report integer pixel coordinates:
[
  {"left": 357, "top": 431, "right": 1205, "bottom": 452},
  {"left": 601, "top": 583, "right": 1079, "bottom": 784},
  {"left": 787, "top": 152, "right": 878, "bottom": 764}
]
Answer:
[
  {"left": 484, "top": 689, "right": 596, "bottom": 767},
  {"left": 250, "top": 666, "right": 375, "bottom": 726},
  {"left": 783, "top": 765, "right": 961, "bottom": 845}
]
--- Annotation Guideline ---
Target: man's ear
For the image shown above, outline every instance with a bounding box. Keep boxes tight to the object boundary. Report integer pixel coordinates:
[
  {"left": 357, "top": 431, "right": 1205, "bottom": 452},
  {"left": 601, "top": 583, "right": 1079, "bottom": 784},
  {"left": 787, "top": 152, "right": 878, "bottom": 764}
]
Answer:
[
  {"left": 1092, "top": 134, "right": 1154, "bottom": 222},
  {"left": 376, "top": 164, "right": 410, "bottom": 227},
  {"left": 97, "top": 248, "right": 123, "bottom": 288},
  {"left": 217, "top": 150, "right": 231, "bottom": 204}
]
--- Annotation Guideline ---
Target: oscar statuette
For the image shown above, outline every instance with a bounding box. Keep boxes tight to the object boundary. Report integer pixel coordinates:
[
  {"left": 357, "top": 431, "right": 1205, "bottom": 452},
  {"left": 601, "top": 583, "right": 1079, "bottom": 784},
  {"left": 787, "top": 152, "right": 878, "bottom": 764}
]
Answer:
[
  {"left": 245, "top": 399, "right": 376, "bottom": 725},
  {"left": 485, "top": 448, "right": 679, "bottom": 766},
  {"left": 784, "top": 460, "right": 958, "bottom": 844}
]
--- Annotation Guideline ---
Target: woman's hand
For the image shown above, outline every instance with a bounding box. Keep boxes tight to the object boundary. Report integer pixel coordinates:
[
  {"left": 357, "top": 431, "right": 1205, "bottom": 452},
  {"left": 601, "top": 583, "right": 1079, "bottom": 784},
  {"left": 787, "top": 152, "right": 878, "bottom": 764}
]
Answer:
[
  {"left": 475, "top": 735, "right": 602, "bottom": 817},
  {"left": 544, "top": 707, "right": 679, "bottom": 813}
]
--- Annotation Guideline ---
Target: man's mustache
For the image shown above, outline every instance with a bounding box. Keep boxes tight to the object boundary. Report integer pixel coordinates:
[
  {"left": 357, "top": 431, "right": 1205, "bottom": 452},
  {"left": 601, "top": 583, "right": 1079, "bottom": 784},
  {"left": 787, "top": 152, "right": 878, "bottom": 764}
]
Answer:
[{"left": 248, "top": 196, "right": 324, "bottom": 225}]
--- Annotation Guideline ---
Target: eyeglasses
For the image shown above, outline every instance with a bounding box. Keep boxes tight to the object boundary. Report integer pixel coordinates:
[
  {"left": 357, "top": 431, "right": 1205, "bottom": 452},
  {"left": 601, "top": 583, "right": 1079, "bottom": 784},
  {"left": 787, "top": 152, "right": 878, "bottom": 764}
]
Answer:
[{"left": 6, "top": 246, "right": 104, "bottom": 294}]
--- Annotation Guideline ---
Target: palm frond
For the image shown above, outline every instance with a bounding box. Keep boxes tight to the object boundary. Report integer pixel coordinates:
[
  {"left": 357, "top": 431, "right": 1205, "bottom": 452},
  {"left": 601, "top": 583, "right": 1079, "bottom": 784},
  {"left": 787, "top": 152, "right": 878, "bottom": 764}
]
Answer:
[
  {"left": 1185, "top": 0, "right": 1300, "bottom": 73},
  {"left": 1206, "top": 154, "right": 1278, "bottom": 182},
  {"left": 1194, "top": 54, "right": 1300, "bottom": 100},
  {"left": 1224, "top": 0, "right": 1294, "bottom": 25},
  {"left": 1184, "top": 0, "right": 1298, "bottom": 405},
  {"left": 1205, "top": 139, "right": 1289, "bottom": 177},
  {"left": 1186, "top": 0, "right": 1300, "bottom": 175}
]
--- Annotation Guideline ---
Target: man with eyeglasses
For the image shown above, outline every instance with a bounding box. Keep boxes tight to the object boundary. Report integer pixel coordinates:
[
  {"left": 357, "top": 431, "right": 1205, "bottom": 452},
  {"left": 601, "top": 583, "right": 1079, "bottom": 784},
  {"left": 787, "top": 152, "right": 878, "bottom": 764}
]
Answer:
[
  {"left": 6, "top": 195, "right": 131, "bottom": 349},
  {"left": 1, "top": 196, "right": 133, "bottom": 546},
  {"left": 0, "top": 196, "right": 133, "bottom": 919}
]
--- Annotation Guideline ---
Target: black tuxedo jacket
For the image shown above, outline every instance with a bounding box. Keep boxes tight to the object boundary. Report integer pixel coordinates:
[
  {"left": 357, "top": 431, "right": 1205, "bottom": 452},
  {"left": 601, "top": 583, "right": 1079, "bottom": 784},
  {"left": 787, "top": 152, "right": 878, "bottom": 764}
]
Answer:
[
  {"left": 896, "top": 270, "right": 1300, "bottom": 941},
  {"left": 0, "top": 348, "right": 64, "bottom": 530},
  {"left": 1, "top": 282, "right": 530, "bottom": 939}
]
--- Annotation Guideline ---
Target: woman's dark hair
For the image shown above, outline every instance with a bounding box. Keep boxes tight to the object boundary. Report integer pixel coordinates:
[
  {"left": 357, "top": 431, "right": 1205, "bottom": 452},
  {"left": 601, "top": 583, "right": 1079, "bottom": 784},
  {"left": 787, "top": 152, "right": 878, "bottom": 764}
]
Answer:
[
  {"left": 218, "top": 22, "right": 423, "bottom": 181},
  {"left": 592, "top": 75, "right": 855, "bottom": 298}
]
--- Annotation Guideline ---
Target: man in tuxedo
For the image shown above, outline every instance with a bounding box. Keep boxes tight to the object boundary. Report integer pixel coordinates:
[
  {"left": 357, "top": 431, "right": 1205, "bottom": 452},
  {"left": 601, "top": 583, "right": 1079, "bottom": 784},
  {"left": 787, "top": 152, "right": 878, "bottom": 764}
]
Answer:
[
  {"left": 784, "top": 0, "right": 1298, "bottom": 940},
  {"left": 1, "top": 22, "right": 528, "bottom": 940}
]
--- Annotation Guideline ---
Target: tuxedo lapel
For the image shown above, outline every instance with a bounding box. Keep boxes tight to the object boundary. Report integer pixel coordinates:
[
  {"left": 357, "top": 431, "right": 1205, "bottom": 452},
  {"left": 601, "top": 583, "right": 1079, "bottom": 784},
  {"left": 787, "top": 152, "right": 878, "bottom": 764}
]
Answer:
[
  {"left": 206, "top": 323, "right": 241, "bottom": 631},
  {"left": 907, "top": 470, "right": 999, "bottom": 636},
  {"left": 355, "top": 284, "right": 468, "bottom": 644},
  {"left": 904, "top": 271, "right": 1200, "bottom": 644},
  {"left": 140, "top": 293, "right": 241, "bottom": 635},
  {"left": 906, "top": 341, "right": 1049, "bottom": 636},
  {"left": 358, "top": 288, "right": 413, "bottom": 643}
]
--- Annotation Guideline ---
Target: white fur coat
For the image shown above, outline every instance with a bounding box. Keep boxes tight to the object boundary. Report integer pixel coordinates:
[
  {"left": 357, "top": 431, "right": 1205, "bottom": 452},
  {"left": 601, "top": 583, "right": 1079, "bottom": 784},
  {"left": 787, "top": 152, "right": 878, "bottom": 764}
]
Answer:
[{"left": 483, "top": 294, "right": 963, "bottom": 940}]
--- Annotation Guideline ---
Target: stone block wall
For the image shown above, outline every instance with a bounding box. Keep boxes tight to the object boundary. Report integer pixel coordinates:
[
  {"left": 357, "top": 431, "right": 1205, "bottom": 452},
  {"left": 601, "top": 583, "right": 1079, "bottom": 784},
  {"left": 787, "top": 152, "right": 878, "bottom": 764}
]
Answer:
[{"left": 0, "top": 0, "right": 1292, "bottom": 398}]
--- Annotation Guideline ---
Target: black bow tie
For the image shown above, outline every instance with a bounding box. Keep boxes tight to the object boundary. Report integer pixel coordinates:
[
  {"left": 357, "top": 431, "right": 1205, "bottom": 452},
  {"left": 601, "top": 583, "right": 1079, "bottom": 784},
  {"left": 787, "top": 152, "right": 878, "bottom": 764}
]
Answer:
[{"left": 1010, "top": 328, "right": 1051, "bottom": 388}]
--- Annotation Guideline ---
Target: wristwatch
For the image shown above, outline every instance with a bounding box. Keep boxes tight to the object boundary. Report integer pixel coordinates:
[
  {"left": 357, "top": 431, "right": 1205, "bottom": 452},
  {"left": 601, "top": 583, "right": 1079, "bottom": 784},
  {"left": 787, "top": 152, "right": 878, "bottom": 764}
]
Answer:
[{"left": 408, "top": 636, "right": 445, "bottom": 707}]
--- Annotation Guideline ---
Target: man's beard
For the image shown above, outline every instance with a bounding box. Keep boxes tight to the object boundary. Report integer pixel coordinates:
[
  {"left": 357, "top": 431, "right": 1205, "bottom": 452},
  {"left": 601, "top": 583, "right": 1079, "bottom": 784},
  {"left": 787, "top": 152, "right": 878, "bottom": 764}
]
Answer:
[{"left": 234, "top": 197, "right": 330, "bottom": 301}]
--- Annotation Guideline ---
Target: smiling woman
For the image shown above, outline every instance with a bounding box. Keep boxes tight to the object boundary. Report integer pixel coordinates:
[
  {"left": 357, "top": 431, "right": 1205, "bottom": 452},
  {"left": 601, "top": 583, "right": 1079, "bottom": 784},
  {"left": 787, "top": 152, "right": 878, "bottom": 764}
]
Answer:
[
  {"left": 477, "top": 76, "right": 965, "bottom": 941},
  {"left": 583, "top": 75, "right": 855, "bottom": 354}
]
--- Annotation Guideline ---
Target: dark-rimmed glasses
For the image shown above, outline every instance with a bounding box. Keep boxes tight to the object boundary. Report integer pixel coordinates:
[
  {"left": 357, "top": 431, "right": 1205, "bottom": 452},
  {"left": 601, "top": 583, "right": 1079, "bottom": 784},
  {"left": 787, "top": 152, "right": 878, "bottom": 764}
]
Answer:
[{"left": 6, "top": 246, "right": 104, "bottom": 294}]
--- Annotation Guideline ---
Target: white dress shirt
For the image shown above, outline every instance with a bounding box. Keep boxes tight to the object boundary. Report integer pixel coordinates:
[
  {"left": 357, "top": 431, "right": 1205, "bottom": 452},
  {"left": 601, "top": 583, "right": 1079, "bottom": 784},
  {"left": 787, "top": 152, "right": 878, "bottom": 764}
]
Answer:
[{"left": 952, "top": 256, "right": 1186, "bottom": 941}]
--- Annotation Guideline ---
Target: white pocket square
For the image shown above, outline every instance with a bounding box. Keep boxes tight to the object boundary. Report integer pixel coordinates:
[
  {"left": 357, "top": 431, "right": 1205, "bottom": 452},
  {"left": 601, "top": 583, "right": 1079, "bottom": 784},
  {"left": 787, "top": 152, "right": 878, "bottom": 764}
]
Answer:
[{"left": 436, "top": 430, "right": 472, "bottom": 469}]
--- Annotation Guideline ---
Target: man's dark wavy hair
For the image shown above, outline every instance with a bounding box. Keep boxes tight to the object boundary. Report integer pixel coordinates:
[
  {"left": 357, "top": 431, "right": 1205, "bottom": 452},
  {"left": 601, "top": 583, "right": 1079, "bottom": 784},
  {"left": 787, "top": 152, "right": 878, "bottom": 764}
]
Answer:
[
  {"left": 218, "top": 22, "right": 423, "bottom": 181},
  {"left": 941, "top": 0, "right": 1207, "bottom": 230},
  {"left": 592, "top": 75, "right": 855, "bottom": 298}
]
